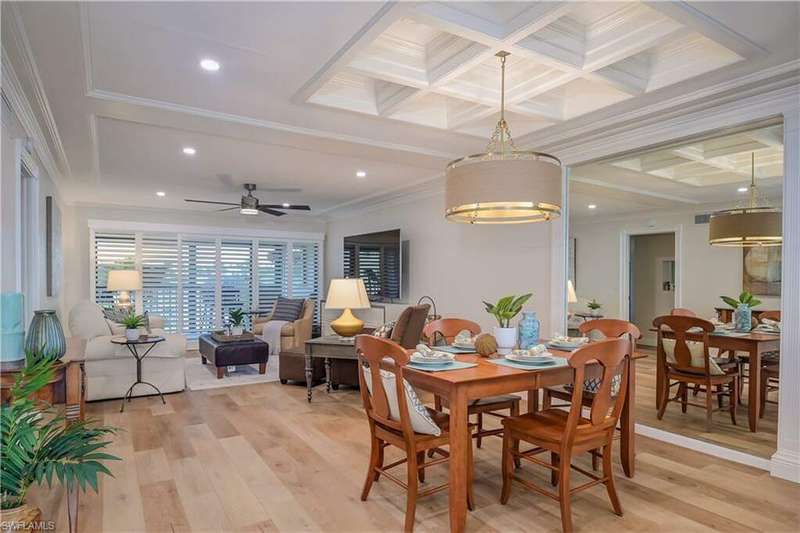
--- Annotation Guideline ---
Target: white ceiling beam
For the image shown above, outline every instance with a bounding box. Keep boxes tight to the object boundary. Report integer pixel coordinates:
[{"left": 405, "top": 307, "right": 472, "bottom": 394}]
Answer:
[
  {"left": 570, "top": 176, "right": 702, "bottom": 204},
  {"left": 375, "top": 81, "right": 422, "bottom": 117},
  {"left": 508, "top": 101, "right": 564, "bottom": 123},
  {"left": 584, "top": 64, "right": 648, "bottom": 95},
  {"left": 500, "top": 3, "right": 576, "bottom": 43},
  {"left": 427, "top": 38, "right": 492, "bottom": 85},
  {"left": 584, "top": 20, "right": 687, "bottom": 73},
  {"left": 744, "top": 127, "right": 784, "bottom": 147}
]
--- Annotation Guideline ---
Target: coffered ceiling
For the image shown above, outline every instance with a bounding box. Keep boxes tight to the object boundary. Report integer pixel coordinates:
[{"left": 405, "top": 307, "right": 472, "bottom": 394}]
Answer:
[{"left": 3, "top": 2, "right": 798, "bottom": 217}]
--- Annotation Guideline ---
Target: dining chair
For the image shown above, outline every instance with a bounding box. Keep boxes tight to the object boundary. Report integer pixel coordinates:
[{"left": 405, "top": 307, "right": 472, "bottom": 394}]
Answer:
[
  {"left": 737, "top": 310, "right": 781, "bottom": 403},
  {"left": 542, "top": 319, "right": 640, "bottom": 470},
  {"left": 653, "top": 315, "right": 738, "bottom": 430},
  {"left": 500, "top": 337, "right": 632, "bottom": 533},
  {"left": 355, "top": 335, "right": 474, "bottom": 532},
  {"left": 424, "top": 318, "right": 521, "bottom": 449},
  {"left": 760, "top": 363, "right": 780, "bottom": 417},
  {"left": 670, "top": 307, "right": 697, "bottom": 316}
]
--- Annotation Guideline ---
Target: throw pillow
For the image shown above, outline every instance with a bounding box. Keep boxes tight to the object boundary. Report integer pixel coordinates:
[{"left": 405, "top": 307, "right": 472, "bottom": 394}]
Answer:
[
  {"left": 371, "top": 321, "right": 395, "bottom": 339},
  {"left": 103, "top": 308, "right": 151, "bottom": 334},
  {"left": 102, "top": 306, "right": 129, "bottom": 324},
  {"left": 272, "top": 297, "right": 305, "bottom": 322},
  {"left": 662, "top": 338, "right": 724, "bottom": 375},
  {"left": 361, "top": 366, "right": 441, "bottom": 436}
]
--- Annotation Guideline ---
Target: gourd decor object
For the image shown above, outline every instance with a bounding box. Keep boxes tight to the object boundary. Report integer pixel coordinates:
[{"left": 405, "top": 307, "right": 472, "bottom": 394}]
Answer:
[{"left": 474, "top": 333, "right": 497, "bottom": 357}]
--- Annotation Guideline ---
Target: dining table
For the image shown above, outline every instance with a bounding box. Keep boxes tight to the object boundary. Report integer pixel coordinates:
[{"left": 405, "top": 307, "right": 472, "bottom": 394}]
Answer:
[
  {"left": 398, "top": 344, "right": 644, "bottom": 533},
  {"left": 654, "top": 328, "right": 780, "bottom": 432}
]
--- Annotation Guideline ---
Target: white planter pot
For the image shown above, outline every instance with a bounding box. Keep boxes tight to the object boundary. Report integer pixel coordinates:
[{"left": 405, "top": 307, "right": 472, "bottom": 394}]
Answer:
[
  {"left": 493, "top": 327, "right": 518, "bottom": 355},
  {"left": 232, "top": 326, "right": 244, "bottom": 336},
  {"left": 125, "top": 328, "right": 140, "bottom": 341}
]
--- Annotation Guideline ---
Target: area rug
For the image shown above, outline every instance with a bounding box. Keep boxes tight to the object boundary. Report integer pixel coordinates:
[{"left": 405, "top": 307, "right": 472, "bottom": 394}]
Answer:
[{"left": 185, "top": 357, "right": 279, "bottom": 391}]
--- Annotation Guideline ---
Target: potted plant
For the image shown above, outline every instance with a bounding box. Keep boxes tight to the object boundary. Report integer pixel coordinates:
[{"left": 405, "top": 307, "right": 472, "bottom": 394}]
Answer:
[
  {"left": 721, "top": 291, "right": 761, "bottom": 331},
  {"left": 587, "top": 299, "right": 602, "bottom": 316},
  {"left": 483, "top": 293, "right": 532, "bottom": 355},
  {"left": 0, "top": 356, "right": 119, "bottom": 529},
  {"left": 22, "top": 348, "right": 64, "bottom": 405},
  {"left": 228, "top": 308, "right": 246, "bottom": 336},
  {"left": 121, "top": 312, "right": 145, "bottom": 341}
]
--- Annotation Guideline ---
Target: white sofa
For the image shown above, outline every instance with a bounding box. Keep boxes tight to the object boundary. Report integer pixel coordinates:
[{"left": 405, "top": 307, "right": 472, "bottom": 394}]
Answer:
[{"left": 68, "top": 301, "right": 186, "bottom": 401}]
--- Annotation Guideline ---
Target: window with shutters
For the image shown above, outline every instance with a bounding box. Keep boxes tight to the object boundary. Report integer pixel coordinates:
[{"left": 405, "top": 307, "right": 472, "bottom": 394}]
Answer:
[
  {"left": 181, "top": 238, "right": 217, "bottom": 340},
  {"left": 141, "top": 234, "right": 179, "bottom": 332},
  {"left": 292, "top": 242, "right": 321, "bottom": 322},
  {"left": 258, "top": 241, "right": 287, "bottom": 315},
  {"left": 93, "top": 232, "right": 136, "bottom": 308},
  {"left": 220, "top": 239, "right": 253, "bottom": 329}
]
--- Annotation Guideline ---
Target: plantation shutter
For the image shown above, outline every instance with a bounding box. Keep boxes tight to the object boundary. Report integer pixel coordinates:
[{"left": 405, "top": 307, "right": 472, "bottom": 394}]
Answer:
[
  {"left": 141, "top": 234, "right": 180, "bottom": 332},
  {"left": 383, "top": 244, "right": 401, "bottom": 299},
  {"left": 181, "top": 237, "right": 217, "bottom": 340},
  {"left": 93, "top": 232, "right": 136, "bottom": 308},
  {"left": 292, "top": 242, "right": 321, "bottom": 323},
  {"left": 343, "top": 244, "right": 357, "bottom": 278},
  {"left": 357, "top": 246, "right": 382, "bottom": 297},
  {"left": 257, "top": 241, "right": 287, "bottom": 315},
  {"left": 220, "top": 239, "right": 254, "bottom": 329}
]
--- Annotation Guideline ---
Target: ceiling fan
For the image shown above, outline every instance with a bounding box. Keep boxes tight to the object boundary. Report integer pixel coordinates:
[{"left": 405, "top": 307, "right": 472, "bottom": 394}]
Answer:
[{"left": 185, "top": 183, "right": 311, "bottom": 216}]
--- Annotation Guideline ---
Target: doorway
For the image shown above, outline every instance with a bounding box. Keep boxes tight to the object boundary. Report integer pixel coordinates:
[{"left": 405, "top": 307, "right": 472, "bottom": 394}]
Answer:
[{"left": 629, "top": 233, "right": 676, "bottom": 346}]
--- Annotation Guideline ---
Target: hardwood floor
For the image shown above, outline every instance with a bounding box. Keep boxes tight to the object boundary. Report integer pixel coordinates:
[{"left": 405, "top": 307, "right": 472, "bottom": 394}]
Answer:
[
  {"left": 29, "top": 376, "right": 797, "bottom": 532},
  {"left": 634, "top": 348, "right": 778, "bottom": 459}
]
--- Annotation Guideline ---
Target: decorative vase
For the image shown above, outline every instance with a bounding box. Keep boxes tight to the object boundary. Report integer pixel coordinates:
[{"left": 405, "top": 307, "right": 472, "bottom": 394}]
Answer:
[
  {"left": 24, "top": 310, "right": 66, "bottom": 358},
  {"left": 0, "top": 503, "right": 42, "bottom": 531},
  {"left": 518, "top": 312, "right": 540, "bottom": 349},
  {"left": 734, "top": 304, "right": 752, "bottom": 332},
  {"left": 125, "top": 328, "right": 140, "bottom": 341},
  {"left": 493, "top": 326, "right": 517, "bottom": 355},
  {"left": 232, "top": 326, "right": 244, "bottom": 336}
]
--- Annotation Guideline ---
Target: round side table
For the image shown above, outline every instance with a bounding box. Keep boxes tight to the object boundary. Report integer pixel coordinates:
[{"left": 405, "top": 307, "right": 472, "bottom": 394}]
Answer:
[{"left": 111, "top": 335, "right": 166, "bottom": 412}]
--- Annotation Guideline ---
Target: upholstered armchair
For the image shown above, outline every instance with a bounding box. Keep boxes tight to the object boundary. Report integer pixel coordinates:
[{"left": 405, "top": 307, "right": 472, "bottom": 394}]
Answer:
[{"left": 253, "top": 298, "right": 315, "bottom": 350}]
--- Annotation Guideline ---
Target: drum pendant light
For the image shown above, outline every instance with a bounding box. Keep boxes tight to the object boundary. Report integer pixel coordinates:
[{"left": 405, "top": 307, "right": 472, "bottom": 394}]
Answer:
[
  {"left": 708, "top": 153, "right": 782, "bottom": 247},
  {"left": 445, "top": 51, "right": 562, "bottom": 224}
]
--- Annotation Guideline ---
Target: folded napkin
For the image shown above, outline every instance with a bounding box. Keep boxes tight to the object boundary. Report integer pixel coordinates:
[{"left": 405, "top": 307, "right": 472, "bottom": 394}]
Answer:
[
  {"left": 454, "top": 329, "right": 475, "bottom": 346},
  {"left": 528, "top": 343, "right": 548, "bottom": 355},
  {"left": 413, "top": 344, "right": 453, "bottom": 360},
  {"left": 550, "top": 335, "right": 588, "bottom": 346},
  {"left": 761, "top": 318, "right": 781, "bottom": 331}
]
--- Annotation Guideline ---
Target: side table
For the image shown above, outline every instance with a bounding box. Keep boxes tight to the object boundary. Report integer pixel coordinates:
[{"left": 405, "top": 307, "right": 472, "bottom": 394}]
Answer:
[
  {"left": 304, "top": 336, "right": 358, "bottom": 402},
  {"left": 110, "top": 335, "right": 166, "bottom": 412}
]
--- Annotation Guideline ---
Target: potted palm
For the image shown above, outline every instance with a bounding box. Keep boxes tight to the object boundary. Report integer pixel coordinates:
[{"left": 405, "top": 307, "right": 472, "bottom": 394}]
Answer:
[
  {"left": 721, "top": 291, "right": 761, "bottom": 331},
  {"left": 483, "top": 294, "right": 532, "bottom": 355},
  {"left": 0, "top": 356, "right": 119, "bottom": 530},
  {"left": 587, "top": 299, "right": 602, "bottom": 316},
  {"left": 228, "top": 308, "right": 246, "bottom": 336},
  {"left": 121, "top": 312, "right": 145, "bottom": 341}
]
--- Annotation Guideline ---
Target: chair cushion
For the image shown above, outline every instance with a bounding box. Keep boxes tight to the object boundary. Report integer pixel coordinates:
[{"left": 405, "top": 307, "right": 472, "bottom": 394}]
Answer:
[
  {"left": 271, "top": 297, "right": 305, "bottom": 322},
  {"left": 662, "top": 338, "right": 724, "bottom": 375},
  {"left": 362, "top": 366, "right": 441, "bottom": 436}
]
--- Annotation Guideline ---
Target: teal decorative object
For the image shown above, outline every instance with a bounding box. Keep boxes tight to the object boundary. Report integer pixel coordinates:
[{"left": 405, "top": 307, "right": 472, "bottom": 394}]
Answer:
[
  {"left": 24, "top": 310, "right": 66, "bottom": 359},
  {"left": 734, "top": 303, "right": 752, "bottom": 332},
  {"left": 0, "top": 293, "right": 25, "bottom": 364},
  {"left": 518, "top": 311, "right": 540, "bottom": 349}
]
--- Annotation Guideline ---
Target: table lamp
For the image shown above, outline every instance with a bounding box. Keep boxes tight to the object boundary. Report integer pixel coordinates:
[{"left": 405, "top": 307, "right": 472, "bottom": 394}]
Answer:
[
  {"left": 567, "top": 280, "right": 578, "bottom": 304},
  {"left": 326, "top": 278, "right": 370, "bottom": 336},
  {"left": 107, "top": 270, "right": 142, "bottom": 310}
]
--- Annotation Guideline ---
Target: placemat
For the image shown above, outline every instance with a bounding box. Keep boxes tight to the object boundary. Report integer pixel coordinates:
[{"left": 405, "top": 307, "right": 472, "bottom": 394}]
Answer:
[
  {"left": 432, "top": 345, "right": 476, "bottom": 354},
  {"left": 712, "top": 330, "right": 751, "bottom": 337},
  {"left": 488, "top": 357, "right": 569, "bottom": 371},
  {"left": 407, "top": 360, "right": 478, "bottom": 372}
]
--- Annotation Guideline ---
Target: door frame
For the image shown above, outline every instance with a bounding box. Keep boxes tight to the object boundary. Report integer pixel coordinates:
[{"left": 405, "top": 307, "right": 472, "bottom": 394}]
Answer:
[{"left": 619, "top": 227, "right": 682, "bottom": 325}]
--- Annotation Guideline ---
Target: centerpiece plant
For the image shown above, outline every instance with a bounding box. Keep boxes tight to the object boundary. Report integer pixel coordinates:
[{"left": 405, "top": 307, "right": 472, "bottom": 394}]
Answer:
[
  {"left": 587, "top": 299, "right": 602, "bottom": 315},
  {"left": 228, "top": 308, "right": 246, "bottom": 336},
  {"left": 121, "top": 312, "right": 145, "bottom": 341},
  {"left": 721, "top": 291, "right": 761, "bottom": 331},
  {"left": 483, "top": 293, "right": 532, "bottom": 354},
  {"left": 0, "top": 356, "right": 119, "bottom": 524}
]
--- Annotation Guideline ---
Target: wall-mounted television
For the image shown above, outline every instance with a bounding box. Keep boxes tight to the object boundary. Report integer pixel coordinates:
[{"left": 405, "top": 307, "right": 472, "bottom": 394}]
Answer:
[{"left": 343, "top": 229, "right": 407, "bottom": 302}]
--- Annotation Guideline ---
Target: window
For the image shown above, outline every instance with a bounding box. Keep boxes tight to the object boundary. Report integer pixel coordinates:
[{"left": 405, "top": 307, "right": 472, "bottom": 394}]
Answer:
[{"left": 92, "top": 228, "right": 322, "bottom": 340}]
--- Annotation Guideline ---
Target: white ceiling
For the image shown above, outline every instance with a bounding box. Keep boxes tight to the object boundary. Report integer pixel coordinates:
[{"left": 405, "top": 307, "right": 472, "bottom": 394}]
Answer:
[{"left": 4, "top": 1, "right": 799, "bottom": 218}]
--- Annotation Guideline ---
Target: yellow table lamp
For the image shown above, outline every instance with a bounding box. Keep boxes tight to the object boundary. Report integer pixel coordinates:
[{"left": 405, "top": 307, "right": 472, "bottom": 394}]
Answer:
[{"left": 326, "top": 278, "right": 370, "bottom": 337}]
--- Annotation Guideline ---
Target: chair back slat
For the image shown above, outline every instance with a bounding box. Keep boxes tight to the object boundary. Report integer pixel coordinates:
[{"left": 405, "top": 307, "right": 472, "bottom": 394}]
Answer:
[
  {"left": 564, "top": 338, "right": 631, "bottom": 440},
  {"left": 652, "top": 315, "right": 714, "bottom": 375},
  {"left": 671, "top": 307, "right": 697, "bottom": 317},
  {"left": 423, "top": 318, "right": 481, "bottom": 345},
  {"left": 578, "top": 319, "right": 641, "bottom": 345},
  {"left": 355, "top": 335, "right": 412, "bottom": 436}
]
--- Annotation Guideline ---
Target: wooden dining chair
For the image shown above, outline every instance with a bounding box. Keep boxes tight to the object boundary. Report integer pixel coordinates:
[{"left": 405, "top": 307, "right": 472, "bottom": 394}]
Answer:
[
  {"left": 654, "top": 315, "right": 738, "bottom": 430},
  {"left": 736, "top": 310, "right": 781, "bottom": 403},
  {"left": 670, "top": 307, "right": 697, "bottom": 317},
  {"left": 424, "top": 318, "right": 521, "bottom": 449},
  {"left": 356, "top": 335, "right": 474, "bottom": 532},
  {"left": 542, "top": 319, "right": 640, "bottom": 470},
  {"left": 500, "top": 337, "right": 632, "bottom": 533}
]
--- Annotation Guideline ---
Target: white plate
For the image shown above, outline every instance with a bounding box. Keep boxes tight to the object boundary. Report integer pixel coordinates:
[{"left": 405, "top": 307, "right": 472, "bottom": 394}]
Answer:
[
  {"left": 410, "top": 357, "right": 454, "bottom": 366},
  {"left": 453, "top": 342, "right": 475, "bottom": 349},
  {"left": 505, "top": 354, "right": 556, "bottom": 365}
]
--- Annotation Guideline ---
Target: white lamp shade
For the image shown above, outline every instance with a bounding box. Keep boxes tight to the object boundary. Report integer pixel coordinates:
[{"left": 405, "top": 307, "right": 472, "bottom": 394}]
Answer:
[
  {"left": 325, "top": 278, "right": 370, "bottom": 310},
  {"left": 567, "top": 280, "right": 578, "bottom": 303},
  {"left": 107, "top": 270, "right": 142, "bottom": 291}
]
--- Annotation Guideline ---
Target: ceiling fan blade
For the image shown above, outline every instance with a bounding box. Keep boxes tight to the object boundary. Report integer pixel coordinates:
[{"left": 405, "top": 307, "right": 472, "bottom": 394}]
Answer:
[
  {"left": 258, "top": 187, "right": 303, "bottom": 193},
  {"left": 217, "top": 207, "right": 240, "bottom": 212},
  {"left": 185, "top": 199, "right": 240, "bottom": 206},
  {"left": 261, "top": 204, "right": 311, "bottom": 211},
  {"left": 257, "top": 206, "right": 286, "bottom": 216}
]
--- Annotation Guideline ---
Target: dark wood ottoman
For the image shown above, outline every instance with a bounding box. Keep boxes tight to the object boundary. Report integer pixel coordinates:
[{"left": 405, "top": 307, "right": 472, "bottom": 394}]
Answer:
[{"left": 198, "top": 334, "right": 269, "bottom": 379}]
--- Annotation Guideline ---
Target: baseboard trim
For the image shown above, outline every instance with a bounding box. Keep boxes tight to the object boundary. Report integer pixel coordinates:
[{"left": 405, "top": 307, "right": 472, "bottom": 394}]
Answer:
[
  {"left": 635, "top": 423, "right": 771, "bottom": 471},
  {"left": 769, "top": 449, "right": 800, "bottom": 483}
]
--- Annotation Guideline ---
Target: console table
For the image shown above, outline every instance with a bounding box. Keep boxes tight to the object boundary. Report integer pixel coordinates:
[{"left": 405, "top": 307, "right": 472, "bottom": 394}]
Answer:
[{"left": 304, "top": 336, "right": 357, "bottom": 402}]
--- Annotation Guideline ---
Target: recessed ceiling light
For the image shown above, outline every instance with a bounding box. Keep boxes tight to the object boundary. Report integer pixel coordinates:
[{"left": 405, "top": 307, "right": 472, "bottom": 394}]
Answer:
[
  {"left": 356, "top": 170, "right": 367, "bottom": 178},
  {"left": 588, "top": 204, "right": 597, "bottom": 209},
  {"left": 156, "top": 191, "right": 166, "bottom": 197},
  {"left": 282, "top": 202, "right": 290, "bottom": 208},
  {"left": 182, "top": 146, "right": 196, "bottom": 156},
  {"left": 738, "top": 186, "right": 749, "bottom": 192},
  {"left": 199, "top": 58, "right": 220, "bottom": 72}
]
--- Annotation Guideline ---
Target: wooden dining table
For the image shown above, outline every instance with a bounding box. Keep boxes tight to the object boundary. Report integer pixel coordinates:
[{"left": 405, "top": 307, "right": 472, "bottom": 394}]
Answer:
[
  {"left": 400, "top": 346, "right": 644, "bottom": 533},
  {"left": 655, "top": 329, "right": 780, "bottom": 432}
]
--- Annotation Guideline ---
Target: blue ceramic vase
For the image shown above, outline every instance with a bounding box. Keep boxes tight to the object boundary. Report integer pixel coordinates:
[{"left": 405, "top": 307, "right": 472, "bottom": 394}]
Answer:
[
  {"left": 518, "top": 311, "right": 540, "bottom": 349},
  {"left": 734, "top": 304, "right": 752, "bottom": 332},
  {"left": 25, "top": 310, "right": 66, "bottom": 359}
]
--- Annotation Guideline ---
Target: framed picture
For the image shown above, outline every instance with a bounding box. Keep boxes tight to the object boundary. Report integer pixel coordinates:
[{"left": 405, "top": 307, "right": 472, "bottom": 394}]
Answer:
[
  {"left": 743, "top": 246, "right": 781, "bottom": 296},
  {"left": 46, "top": 196, "right": 63, "bottom": 297}
]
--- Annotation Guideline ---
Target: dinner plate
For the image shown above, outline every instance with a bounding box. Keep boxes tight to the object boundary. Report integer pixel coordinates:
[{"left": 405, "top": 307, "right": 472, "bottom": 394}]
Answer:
[
  {"left": 505, "top": 354, "right": 556, "bottom": 365},
  {"left": 410, "top": 357, "right": 454, "bottom": 366},
  {"left": 453, "top": 342, "right": 475, "bottom": 349}
]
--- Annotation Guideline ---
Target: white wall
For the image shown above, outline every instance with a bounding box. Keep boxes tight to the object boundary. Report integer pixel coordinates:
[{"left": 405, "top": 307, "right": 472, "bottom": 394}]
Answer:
[
  {"left": 1, "top": 102, "right": 24, "bottom": 293},
  {"left": 570, "top": 209, "right": 781, "bottom": 325},
  {"left": 325, "top": 191, "right": 554, "bottom": 336},
  {"left": 630, "top": 233, "right": 676, "bottom": 345},
  {"left": 61, "top": 203, "right": 326, "bottom": 329}
]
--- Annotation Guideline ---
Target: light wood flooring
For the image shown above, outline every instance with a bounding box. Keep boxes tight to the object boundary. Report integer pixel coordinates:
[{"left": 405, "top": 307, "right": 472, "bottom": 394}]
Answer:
[
  {"left": 633, "top": 349, "right": 778, "bottom": 459},
  {"left": 30, "top": 375, "right": 797, "bottom": 532}
]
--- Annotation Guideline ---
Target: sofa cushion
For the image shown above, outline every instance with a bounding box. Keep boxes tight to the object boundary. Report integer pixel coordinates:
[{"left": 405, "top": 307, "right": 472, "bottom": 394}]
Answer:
[
  {"left": 280, "top": 322, "right": 295, "bottom": 336},
  {"left": 272, "top": 297, "right": 305, "bottom": 322},
  {"left": 69, "top": 301, "right": 110, "bottom": 339},
  {"left": 84, "top": 330, "right": 186, "bottom": 361}
]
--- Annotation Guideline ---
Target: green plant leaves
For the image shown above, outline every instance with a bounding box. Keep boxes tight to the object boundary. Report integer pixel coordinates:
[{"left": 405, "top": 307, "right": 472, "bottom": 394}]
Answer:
[
  {"left": 483, "top": 293, "right": 533, "bottom": 327},
  {"left": 721, "top": 292, "right": 761, "bottom": 309}
]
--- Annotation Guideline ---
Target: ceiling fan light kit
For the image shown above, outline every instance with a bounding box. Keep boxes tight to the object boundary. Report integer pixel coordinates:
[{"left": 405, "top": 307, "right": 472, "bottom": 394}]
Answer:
[
  {"left": 445, "top": 51, "right": 562, "bottom": 224},
  {"left": 185, "top": 183, "right": 311, "bottom": 217},
  {"left": 708, "top": 153, "right": 782, "bottom": 247}
]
